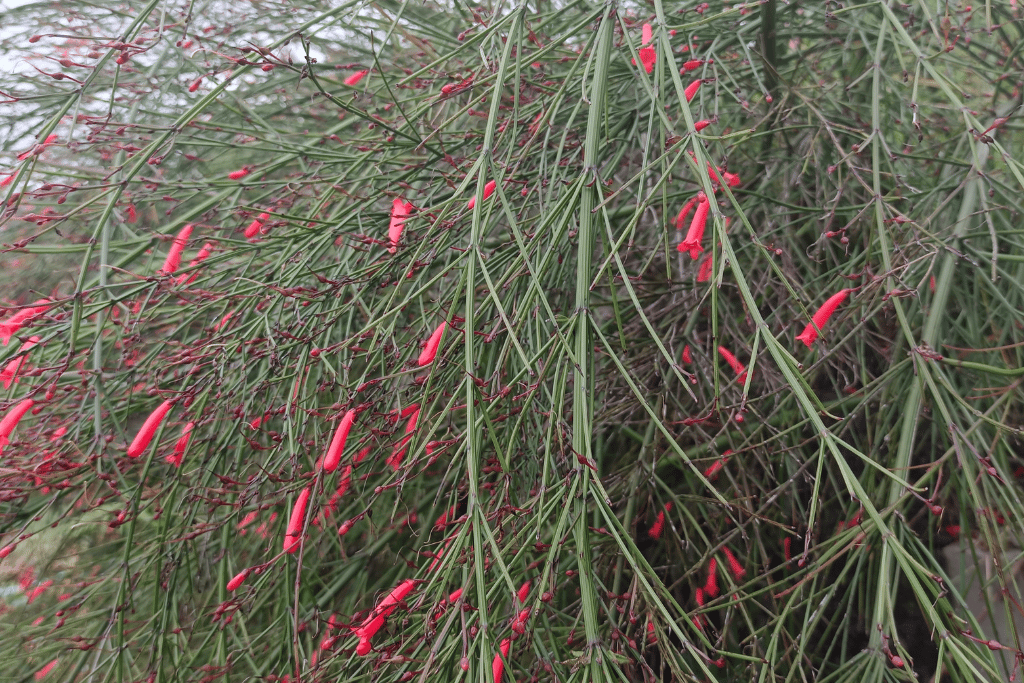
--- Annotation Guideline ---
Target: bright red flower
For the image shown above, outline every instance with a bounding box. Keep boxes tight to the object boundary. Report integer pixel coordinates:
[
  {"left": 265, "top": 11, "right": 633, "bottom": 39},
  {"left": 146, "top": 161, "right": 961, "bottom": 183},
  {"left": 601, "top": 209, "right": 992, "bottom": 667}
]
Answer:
[
  {"left": 717, "top": 345, "right": 747, "bottom": 383},
  {"left": 467, "top": 180, "right": 496, "bottom": 210},
  {"left": 493, "top": 638, "right": 512, "bottom": 683},
  {"left": 673, "top": 196, "right": 698, "bottom": 229},
  {"left": 0, "top": 301, "right": 50, "bottom": 345},
  {"left": 696, "top": 254, "right": 713, "bottom": 282},
  {"left": 127, "top": 399, "right": 173, "bottom": 458},
  {"left": 680, "top": 59, "right": 709, "bottom": 73},
  {"left": 323, "top": 409, "right": 355, "bottom": 472},
  {"left": 388, "top": 198, "right": 413, "bottom": 253},
  {"left": 283, "top": 487, "right": 311, "bottom": 554},
  {"left": 175, "top": 243, "right": 214, "bottom": 285},
  {"left": 418, "top": 321, "right": 447, "bottom": 366},
  {"left": 684, "top": 79, "right": 701, "bottom": 102},
  {"left": 678, "top": 193, "right": 709, "bottom": 259},
  {"left": 1, "top": 335, "right": 39, "bottom": 389},
  {"left": 795, "top": 289, "right": 851, "bottom": 348},
  {"left": 226, "top": 568, "right": 249, "bottom": 591},
  {"left": 227, "top": 168, "right": 250, "bottom": 180},
  {"left": 244, "top": 212, "right": 271, "bottom": 240},
  {"left": 165, "top": 421, "right": 193, "bottom": 467},
  {"left": 159, "top": 224, "right": 194, "bottom": 275},
  {"left": 344, "top": 70, "right": 368, "bottom": 86},
  {"left": 704, "top": 558, "right": 719, "bottom": 597},
  {"left": 722, "top": 546, "right": 746, "bottom": 580}
]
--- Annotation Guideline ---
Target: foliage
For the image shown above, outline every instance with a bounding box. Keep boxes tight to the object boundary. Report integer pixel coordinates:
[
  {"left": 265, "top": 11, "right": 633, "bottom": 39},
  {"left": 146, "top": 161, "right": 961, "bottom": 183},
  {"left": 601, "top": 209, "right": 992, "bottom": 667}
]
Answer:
[{"left": 1, "top": 0, "right": 1024, "bottom": 681}]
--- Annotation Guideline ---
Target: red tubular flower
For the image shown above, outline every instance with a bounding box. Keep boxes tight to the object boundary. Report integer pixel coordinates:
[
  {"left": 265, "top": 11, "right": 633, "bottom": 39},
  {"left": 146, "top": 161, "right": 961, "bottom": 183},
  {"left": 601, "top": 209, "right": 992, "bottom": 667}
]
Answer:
[
  {"left": 418, "top": 321, "right": 447, "bottom": 366},
  {"left": 1, "top": 171, "right": 17, "bottom": 187},
  {"left": 160, "top": 224, "right": 194, "bottom": 275},
  {"left": 684, "top": 79, "right": 701, "bottom": 102},
  {"left": 693, "top": 119, "right": 712, "bottom": 132},
  {"left": 165, "top": 421, "right": 194, "bottom": 467},
  {"left": 517, "top": 580, "right": 530, "bottom": 604},
  {"left": 227, "top": 168, "right": 250, "bottom": 180},
  {"left": 353, "top": 578, "right": 417, "bottom": 650},
  {"left": 681, "top": 345, "right": 692, "bottom": 364},
  {"left": 722, "top": 546, "right": 746, "bottom": 580},
  {"left": 678, "top": 193, "right": 709, "bottom": 259},
  {"left": 703, "top": 450, "right": 730, "bottom": 481},
  {"left": 493, "top": 638, "right": 512, "bottom": 683},
  {"left": 631, "top": 23, "right": 657, "bottom": 74},
  {"left": 388, "top": 198, "right": 413, "bottom": 254},
  {"left": 1, "top": 336, "right": 40, "bottom": 389},
  {"left": 694, "top": 587, "right": 705, "bottom": 607},
  {"left": 696, "top": 254, "right": 713, "bottom": 282},
  {"left": 344, "top": 69, "right": 368, "bottom": 86},
  {"left": 127, "top": 399, "right": 173, "bottom": 458},
  {"left": 641, "top": 22, "right": 653, "bottom": 46},
  {"left": 673, "top": 196, "right": 698, "bottom": 229},
  {"left": 323, "top": 410, "right": 355, "bottom": 472},
  {"left": 795, "top": 288, "right": 851, "bottom": 348},
  {"left": 387, "top": 406, "right": 420, "bottom": 470},
  {"left": 244, "top": 212, "right": 271, "bottom": 240},
  {"left": 717, "top": 346, "right": 747, "bottom": 383},
  {"left": 680, "top": 59, "right": 709, "bottom": 73},
  {"left": 34, "top": 659, "right": 57, "bottom": 680},
  {"left": 0, "top": 301, "right": 50, "bottom": 345},
  {"left": 704, "top": 558, "right": 719, "bottom": 597},
  {"left": 783, "top": 537, "right": 793, "bottom": 562},
  {"left": 226, "top": 568, "right": 249, "bottom": 592},
  {"left": 325, "top": 465, "right": 353, "bottom": 514},
  {"left": 283, "top": 487, "right": 311, "bottom": 554},
  {"left": 175, "top": 243, "right": 214, "bottom": 285},
  {"left": 188, "top": 77, "right": 202, "bottom": 92},
  {"left": 647, "top": 509, "right": 666, "bottom": 539},
  {"left": 18, "top": 134, "right": 58, "bottom": 160},
  {"left": 449, "top": 587, "right": 463, "bottom": 603},
  {"left": 467, "top": 180, "right": 496, "bottom": 210}
]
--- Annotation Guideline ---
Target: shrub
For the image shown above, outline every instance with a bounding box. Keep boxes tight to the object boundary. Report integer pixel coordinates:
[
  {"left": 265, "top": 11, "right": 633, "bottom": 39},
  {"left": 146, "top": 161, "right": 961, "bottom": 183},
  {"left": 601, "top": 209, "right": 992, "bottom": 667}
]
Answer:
[{"left": 1, "top": 0, "right": 1023, "bottom": 681}]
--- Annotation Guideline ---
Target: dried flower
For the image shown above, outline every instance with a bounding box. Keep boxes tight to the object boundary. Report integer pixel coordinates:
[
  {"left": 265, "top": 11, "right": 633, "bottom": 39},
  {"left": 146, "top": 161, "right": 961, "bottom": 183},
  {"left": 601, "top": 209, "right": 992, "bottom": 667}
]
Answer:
[
  {"left": 795, "top": 289, "right": 851, "bottom": 348},
  {"left": 127, "top": 399, "right": 173, "bottom": 458}
]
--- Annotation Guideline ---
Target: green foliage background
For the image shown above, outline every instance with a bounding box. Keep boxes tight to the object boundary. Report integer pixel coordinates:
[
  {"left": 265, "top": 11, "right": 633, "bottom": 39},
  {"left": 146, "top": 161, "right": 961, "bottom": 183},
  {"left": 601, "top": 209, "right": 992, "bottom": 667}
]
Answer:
[{"left": 1, "top": 0, "right": 1023, "bottom": 681}]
